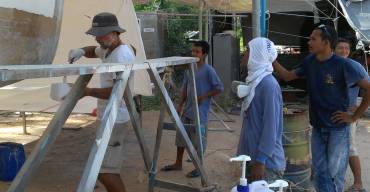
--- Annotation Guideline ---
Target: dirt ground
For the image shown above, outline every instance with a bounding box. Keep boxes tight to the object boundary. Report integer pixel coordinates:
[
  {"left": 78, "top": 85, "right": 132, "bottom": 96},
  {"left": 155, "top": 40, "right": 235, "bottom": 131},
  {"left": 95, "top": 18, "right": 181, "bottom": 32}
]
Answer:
[{"left": 0, "top": 111, "right": 369, "bottom": 192}]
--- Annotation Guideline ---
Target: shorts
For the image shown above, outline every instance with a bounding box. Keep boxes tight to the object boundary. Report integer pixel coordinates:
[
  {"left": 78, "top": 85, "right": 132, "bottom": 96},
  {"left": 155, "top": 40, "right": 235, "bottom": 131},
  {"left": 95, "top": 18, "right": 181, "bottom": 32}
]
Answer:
[
  {"left": 175, "top": 117, "right": 207, "bottom": 153},
  {"left": 349, "top": 121, "right": 358, "bottom": 157},
  {"left": 98, "top": 120, "right": 131, "bottom": 174}
]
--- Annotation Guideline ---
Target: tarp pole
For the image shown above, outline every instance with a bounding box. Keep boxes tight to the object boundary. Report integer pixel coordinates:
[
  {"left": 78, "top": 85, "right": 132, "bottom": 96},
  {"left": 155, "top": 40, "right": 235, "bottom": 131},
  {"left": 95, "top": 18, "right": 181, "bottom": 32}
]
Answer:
[
  {"left": 205, "top": 8, "right": 209, "bottom": 42},
  {"left": 252, "top": 0, "right": 261, "bottom": 37},
  {"left": 252, "top": 0, "right": 266, "bottom": 37},
  {"left": 261, "top": 0, "right": 267, "bottom": 37},
  {"left": 198, "top": 0, "right": 204, "bottom": 40}
]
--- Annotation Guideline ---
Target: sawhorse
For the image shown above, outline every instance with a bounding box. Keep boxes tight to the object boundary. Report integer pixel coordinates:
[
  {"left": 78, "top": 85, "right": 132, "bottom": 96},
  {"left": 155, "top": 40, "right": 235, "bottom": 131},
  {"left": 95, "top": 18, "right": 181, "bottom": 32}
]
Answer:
[{"left": 0, "top": 57, "right": 217, "bottom": 192}]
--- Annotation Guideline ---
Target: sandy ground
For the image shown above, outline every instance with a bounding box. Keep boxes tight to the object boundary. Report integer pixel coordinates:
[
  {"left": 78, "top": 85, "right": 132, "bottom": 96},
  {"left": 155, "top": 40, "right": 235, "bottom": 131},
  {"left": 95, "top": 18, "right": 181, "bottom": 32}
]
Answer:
[{"left": 0, "top": 111, "right": 369, "bottom": 192}]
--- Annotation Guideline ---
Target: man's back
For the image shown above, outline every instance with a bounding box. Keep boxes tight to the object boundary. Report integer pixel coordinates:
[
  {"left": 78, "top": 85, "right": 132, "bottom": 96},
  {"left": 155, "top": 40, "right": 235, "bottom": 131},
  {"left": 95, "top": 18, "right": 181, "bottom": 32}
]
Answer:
[{"left": 238, "top": 74, "right": 285, "bottom": 170}]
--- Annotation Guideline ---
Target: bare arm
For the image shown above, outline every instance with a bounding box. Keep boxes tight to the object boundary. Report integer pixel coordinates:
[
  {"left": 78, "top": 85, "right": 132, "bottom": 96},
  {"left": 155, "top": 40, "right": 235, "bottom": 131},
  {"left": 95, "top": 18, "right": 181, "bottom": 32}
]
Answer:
[
  {"left": 85, "top": 87, "right": 112, "bottom": 100},
  {"left": 332, "top": 78, "right": 370, "bottom": 123},
  {"left": 81, "top": 46, "right": 98, "bottom": 58},
  {"left": 198, "top": 89, "right": 221, "bottom": 103},
  {"left": 353, "top": 79, "right": 370, "bottom": 121},
  {"left": 273, "top": 61, "right": 299, "bottom": 82}
]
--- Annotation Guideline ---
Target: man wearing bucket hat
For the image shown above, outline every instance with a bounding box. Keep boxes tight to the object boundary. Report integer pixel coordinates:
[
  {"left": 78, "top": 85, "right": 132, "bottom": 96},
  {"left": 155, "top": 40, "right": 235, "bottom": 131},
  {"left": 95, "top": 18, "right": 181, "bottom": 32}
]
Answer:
[{"left": 68, "top": 12, "right": 137, "bottom": 192}]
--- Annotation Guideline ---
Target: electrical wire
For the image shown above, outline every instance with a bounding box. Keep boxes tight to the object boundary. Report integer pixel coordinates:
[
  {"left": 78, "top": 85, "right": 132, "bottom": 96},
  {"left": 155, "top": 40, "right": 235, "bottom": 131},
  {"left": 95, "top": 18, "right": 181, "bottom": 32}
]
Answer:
[
  {"left": 212, "top": 20, "right": 310, "bottom": 40},
  {"left": 270, "top": 12, "right": 335, "bottom": 20}
]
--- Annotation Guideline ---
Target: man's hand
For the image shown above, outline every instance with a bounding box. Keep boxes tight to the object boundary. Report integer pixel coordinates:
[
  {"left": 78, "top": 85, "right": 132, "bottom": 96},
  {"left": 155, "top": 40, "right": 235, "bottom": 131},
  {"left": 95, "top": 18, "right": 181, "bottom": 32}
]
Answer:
[
  {"left": 251, "top": 162, "right": 265, "bottom": 181},
  {"left": 68, "top": 48, "right": 85, "bottom": 64},
  {"left": 331, "top": 111, "right": 355, "bottom": 124}
]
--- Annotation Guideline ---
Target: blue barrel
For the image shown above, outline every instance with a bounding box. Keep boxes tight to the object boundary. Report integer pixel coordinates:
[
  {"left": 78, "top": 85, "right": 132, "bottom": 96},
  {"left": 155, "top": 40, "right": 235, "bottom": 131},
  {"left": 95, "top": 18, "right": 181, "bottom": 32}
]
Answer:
[{"left": 0, "top": 142, "right": 26, "bottom": 181}]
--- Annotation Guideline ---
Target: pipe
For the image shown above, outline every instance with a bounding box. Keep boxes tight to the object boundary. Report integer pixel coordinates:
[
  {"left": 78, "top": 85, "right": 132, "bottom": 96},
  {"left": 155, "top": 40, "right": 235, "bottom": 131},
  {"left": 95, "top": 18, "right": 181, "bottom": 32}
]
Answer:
[
  {"left": 198, "top": 0, "right": 204, "bottom": 40},
  {"left": 260, "top": 0, "right": 267, "bottom": 37},
  {"left": 252, "top": 0, "right": 261, "bottom": 37}
]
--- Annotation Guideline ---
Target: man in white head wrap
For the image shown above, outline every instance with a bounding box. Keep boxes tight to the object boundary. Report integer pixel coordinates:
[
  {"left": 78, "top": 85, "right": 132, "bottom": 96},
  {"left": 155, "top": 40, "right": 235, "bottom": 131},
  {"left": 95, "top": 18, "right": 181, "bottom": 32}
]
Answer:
[{"left": 236, "top": 37, "right": 285, "bottom": 182}]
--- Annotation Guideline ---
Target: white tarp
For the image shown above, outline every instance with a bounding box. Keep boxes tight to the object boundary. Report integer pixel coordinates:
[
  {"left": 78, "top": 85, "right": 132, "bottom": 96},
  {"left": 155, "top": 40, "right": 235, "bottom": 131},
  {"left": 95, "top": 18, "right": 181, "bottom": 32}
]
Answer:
[
  {"left": 0, "top": 0, "right": 152, "bottom": 114},
  {"left": 338, "top": 0, "right": 370, "bottom": 41}
]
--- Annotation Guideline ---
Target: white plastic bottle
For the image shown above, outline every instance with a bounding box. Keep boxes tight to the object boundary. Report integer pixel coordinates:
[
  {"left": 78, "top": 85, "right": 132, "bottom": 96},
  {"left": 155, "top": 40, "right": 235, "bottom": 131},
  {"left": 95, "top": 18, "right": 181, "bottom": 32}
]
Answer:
[
  {"left": 230, "top": 155, "right": 251, "bottom": 192},
  {"left": 230, "top": 155, "right": 289, "bottom": 192}
]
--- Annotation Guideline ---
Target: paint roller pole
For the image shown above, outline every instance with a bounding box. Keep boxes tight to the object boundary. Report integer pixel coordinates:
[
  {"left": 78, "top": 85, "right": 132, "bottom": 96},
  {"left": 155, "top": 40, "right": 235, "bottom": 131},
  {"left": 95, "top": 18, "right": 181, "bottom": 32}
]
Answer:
[
  {"left": 252, "top": 0, "right": 261, "bottom": 38},
  {"left": 260, "top": 0, "right": 267, "bottom": 37}
]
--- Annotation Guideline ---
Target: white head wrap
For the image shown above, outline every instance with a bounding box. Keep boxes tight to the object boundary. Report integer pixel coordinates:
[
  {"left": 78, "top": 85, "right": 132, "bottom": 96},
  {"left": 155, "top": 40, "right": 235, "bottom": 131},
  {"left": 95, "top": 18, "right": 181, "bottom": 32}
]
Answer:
[{"left": 237, "top": 37, "right": 278, "bottom": 115}]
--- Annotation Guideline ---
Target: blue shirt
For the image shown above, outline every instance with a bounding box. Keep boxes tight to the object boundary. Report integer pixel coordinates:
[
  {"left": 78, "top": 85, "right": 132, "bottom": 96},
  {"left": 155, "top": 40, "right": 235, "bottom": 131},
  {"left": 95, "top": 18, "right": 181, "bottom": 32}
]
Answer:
[
  {"left": 237, "top": 75, "right": 286, "bottom": 170},
  {"left": 182, "top": 64, "right": 224, "bottom": 124},
  {"left": 295, "top": 54, "right": 368, "bottom": 128},
  {"left": 347, "top": 59, "right": 366, "bottom": 107}
]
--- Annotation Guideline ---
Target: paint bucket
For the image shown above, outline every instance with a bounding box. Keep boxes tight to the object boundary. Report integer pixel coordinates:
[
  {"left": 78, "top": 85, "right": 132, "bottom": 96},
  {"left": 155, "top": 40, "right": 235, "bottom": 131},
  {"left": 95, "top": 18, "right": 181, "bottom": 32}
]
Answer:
[
  {"left": 50, "top": 83, "right": 71, "bottom": 101},
  {"left": 0, "top": 142, "right": 26, "bottom": 181}
]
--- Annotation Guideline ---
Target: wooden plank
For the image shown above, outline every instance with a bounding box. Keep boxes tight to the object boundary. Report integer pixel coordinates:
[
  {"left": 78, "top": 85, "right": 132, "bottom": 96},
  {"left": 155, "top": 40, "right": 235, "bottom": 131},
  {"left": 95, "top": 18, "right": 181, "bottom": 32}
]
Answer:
[
  {"left": 147, "top": 63, "right": 209, "bottom": 186},
  {"left": 7, "top": 74, "right": 93, "bottom": 192},
  {"left": 76, "top": 69, "right": 131, "bottom": 192},
  {"left": 123, "top": 86, "right": 151, "bottom": 171},
  {"left": 0, "top": 57, "right": 197, "bottom": 81}
]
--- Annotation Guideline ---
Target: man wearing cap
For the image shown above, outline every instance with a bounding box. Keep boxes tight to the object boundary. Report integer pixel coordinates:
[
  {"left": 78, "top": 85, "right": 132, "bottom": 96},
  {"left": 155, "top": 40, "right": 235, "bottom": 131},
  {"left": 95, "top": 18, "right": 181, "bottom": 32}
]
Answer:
[{"left": 68, "top": 12, "right": 137, "bottom": 192}]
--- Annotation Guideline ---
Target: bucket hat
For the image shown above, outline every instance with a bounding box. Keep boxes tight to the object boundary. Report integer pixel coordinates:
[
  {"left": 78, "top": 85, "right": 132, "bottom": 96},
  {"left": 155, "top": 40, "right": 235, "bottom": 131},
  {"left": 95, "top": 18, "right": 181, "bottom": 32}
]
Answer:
[{"left": 86, "top": 12, "right": 126, "bottom": 36}]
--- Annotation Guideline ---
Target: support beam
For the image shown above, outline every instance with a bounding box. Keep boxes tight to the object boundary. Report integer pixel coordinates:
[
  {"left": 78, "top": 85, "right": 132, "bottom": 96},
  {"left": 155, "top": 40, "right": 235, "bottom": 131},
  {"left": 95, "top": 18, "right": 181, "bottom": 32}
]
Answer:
[
  {"left": 260, "top": 0, "right": 267, "bottom": 37},
  {"left": 21, "top": 112, "right": 28, "bottom": 135},
  {"left": 7, "top": 74, "right": 93, "bottom": 192},
  {"left": 148, "top": 104, "right": 166, "bottom": 192},
  {"left": 198, "top": 0, "right": 204, "bottom": 40},
  {"left": 252, "top": 0, "right": 261, "bottom": 38},
  {"left": 188, "top": 64, "right": 204, "bottom": 164},
  {"left": 147, "top": 63, "right": 209, "bottom": 186},
  {"left": 77, "top": 69, "right": 131, "bottom": 192},
  {"left": 123, "top": 86, "right": 151, "bottom": 171}
]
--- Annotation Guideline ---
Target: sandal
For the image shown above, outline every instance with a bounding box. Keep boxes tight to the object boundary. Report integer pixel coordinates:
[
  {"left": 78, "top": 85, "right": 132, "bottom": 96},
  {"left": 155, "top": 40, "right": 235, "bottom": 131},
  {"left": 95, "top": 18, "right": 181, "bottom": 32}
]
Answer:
[
  {"left": 346, "top": 185, "right": 367, "bottom": 192},
  {"left": 186, "top": 169, "right": 200, "bottom": 178},
  {"left": 161, "top": 164, "right": 182, "bottom": 172}
]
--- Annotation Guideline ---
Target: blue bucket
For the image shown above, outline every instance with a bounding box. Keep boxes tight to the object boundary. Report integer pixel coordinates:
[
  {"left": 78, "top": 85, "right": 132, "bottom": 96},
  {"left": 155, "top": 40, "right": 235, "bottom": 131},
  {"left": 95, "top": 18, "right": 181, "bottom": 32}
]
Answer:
[{"left": 0, "top": 142, "right": 26, "bottom": 181}]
